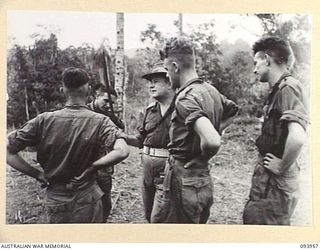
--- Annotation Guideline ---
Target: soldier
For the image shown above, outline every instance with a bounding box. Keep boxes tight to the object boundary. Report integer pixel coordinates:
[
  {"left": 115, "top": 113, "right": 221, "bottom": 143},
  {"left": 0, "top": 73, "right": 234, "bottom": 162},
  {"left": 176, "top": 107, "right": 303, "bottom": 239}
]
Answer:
[
  {"left": 7, "top": 67, "right": 129, "bottom": 223},
  {"left": 156, "top": 36, "right": 238, "bottom": 223},
  {"left": 88, "top": 83, "right": 124, "bottom": 222},
  {"left": 243, "top": 37, "right": 309, "bottom": 225},
  {"left": 125, "top": 63, "right": 176, "bottom": 223},
  {"left": 88, "top": 83, "right": 125, "bottom": 129}
]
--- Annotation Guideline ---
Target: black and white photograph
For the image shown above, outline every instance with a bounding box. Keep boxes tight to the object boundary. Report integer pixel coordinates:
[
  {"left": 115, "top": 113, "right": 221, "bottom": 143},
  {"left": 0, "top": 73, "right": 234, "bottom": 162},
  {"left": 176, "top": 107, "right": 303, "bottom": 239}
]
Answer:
[{"left": 6, "top": 10, "right": 312, "bottom": 228}]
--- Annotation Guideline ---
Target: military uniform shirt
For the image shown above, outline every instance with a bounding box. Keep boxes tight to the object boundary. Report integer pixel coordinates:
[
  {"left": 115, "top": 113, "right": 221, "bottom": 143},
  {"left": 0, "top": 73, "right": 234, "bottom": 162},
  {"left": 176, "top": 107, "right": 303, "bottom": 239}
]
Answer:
[
  {"left": 137, "top": 102, "right": 172, "bottom": 149},
  {"left": 256, "top": 73, "right": 309, "bottom": 158},
  {"left": 7, "top": 105, "right": 124, "bottom": 184},
  {"left": 168, "top": 78, "right": 235, "bottom": 161}
]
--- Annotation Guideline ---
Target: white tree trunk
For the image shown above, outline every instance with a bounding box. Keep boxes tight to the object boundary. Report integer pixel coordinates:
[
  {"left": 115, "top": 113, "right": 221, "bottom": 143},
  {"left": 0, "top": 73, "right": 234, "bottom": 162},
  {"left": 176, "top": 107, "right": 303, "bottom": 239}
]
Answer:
[{"left": 115, "top": 13, "right": 126, "bottom": 126}]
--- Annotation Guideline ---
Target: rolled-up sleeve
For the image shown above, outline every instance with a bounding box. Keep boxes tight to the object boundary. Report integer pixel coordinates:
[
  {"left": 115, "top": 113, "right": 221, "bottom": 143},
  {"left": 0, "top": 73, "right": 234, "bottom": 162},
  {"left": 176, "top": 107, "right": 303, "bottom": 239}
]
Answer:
[
  {"left": 279, "top": 85, "right": 309, "bottom": 130},
  {"left": 176, "top": 93, "right": 208, "bottom": 129},
  {"left": 221, "top": 94, "right": 238, "bottom": 120},
  {"left": 99, "top": 117, "right": 127, "bottom": 149},
  {"left": 7, "top": 117, "right": 39, "bottom": 154}
]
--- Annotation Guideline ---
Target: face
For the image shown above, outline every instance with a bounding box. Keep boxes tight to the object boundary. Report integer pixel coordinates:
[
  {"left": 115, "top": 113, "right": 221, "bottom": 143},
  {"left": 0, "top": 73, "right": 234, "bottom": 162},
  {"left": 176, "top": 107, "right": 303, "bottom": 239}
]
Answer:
[
  {"left": 253, "top": 52, "right": 270, "bottom": 83},
  {"left": 148, "top": 76, "right": 171, "bottom": 100},
  {"left": 164, "top": 58, "right": 180, "bottom": 89},
  {"left": 95, "top": 92, "right": 110, "bottom": 111}
]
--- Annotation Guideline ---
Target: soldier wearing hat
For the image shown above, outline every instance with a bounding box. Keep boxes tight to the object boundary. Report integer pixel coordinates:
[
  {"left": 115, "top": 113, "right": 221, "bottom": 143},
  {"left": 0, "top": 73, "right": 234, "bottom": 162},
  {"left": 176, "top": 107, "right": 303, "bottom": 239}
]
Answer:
[{"left": 126, "top": 62, "right": 176, "bottom": 223}]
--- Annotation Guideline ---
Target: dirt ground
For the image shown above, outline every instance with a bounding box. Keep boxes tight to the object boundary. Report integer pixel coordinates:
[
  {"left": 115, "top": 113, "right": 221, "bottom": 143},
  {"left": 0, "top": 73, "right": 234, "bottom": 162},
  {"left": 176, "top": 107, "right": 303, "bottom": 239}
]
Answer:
[{"left": 6, "top": 120, "right": 312, "bottom": 225}]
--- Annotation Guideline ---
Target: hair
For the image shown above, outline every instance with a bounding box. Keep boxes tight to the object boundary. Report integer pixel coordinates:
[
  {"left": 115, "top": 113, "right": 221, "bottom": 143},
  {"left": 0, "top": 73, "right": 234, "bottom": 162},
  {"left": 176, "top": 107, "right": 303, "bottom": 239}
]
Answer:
[
  {"left": 159, "top": 36, "right": 195, "bottom": 69},
  {"left": 252, "top": 37, "right": 290, "bottom": 65},
  {"left": 62, "top": 67, "right": 90, "bottom": 89},
  {"left": 92, "top": 83, "right": 107, "bottom": 95}
]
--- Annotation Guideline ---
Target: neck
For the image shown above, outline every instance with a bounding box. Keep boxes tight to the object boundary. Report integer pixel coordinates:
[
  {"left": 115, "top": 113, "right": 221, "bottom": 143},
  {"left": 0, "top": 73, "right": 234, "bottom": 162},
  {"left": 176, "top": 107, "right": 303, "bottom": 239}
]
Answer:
[
  {"left": 179, "top": 69, "right": 199, "bottom": 89},
  {"left": 156, "top": 91, "right": 175, "bottom": 106},
  {"left": 66, "top": 96, "right": 87, "bottom": 106},
  {"left": 268, "top": 66, "right": 287, "bottom": 88}
]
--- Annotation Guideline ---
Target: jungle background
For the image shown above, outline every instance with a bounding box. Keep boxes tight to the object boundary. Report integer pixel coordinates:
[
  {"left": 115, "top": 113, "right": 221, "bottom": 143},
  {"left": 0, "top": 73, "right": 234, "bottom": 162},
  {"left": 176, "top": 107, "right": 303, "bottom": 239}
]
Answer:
[{"left": 6, "top": 13, "right": 312, "bottom": 225}]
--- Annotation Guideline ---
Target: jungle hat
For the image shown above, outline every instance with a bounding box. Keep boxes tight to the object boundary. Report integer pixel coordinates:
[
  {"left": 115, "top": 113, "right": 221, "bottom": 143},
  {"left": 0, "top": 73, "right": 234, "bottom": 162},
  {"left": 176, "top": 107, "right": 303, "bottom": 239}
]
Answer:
[{"left": 141, "top": 63, "right": 168, "bottom": 81}]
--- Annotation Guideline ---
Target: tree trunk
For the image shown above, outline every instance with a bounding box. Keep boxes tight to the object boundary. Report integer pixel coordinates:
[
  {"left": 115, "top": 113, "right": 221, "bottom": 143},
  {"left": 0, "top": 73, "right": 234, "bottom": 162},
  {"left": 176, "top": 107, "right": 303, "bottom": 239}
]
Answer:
[
  {"left": 178, "top": 13, "right": 183, "bottom": 35},
  {"left": 115, "top": 13, "right": 126, "bottom": 128},
  {"left": 24, "top": 84, "right": 30, "bottom": 120}
]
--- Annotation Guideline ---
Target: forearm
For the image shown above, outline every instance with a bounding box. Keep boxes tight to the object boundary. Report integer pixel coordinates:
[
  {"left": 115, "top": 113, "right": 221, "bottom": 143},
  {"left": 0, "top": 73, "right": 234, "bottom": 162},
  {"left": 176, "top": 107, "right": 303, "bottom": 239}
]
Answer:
[
  {"left": 279, "top": 122, "right": 306, "bottom": 173},
  {"left": 92, "top": 139, "right": 129, "bottom": 169},
  {"left": 200, "top": 141, "right": 219, "bottom": 161},
  {"left": 279, "top": 133, "right": 305, "bottom": 173},
  {"left": 195, "top": 117, "right": 221, "bottom": 160},
  {"left": 7, "top": 152, "right": 42, "bottom": 180}
]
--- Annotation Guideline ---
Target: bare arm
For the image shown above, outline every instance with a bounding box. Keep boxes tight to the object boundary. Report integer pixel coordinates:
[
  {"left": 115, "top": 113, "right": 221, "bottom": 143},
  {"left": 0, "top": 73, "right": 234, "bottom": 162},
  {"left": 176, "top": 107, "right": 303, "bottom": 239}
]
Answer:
[
  {"left": 7, "top": 146, "right": 47, "bottom": 185},
  {"left": 91, "top": 138, "right": 129, "bottom": 168},
  {"left": 194, "top": 116, "right": 221, "bottom": 160},
  {"left": 263, "top": 122, "right": 307, "bottom": 175},
  {"left": 73, "top": 138, "right": 129, "bottom": 182},
  {"left": 184, "top": 116, "right": 221, "bottom": 168}
]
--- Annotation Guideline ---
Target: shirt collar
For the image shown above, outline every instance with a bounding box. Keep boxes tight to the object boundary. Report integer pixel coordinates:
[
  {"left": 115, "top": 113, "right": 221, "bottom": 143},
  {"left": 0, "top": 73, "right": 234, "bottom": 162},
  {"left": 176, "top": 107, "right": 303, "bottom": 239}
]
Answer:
[
  {"left": 267, "top": 71, "right": 291, "bottom": 105},
  {"left": 150, "top": 102, "right": 160, "bottom": 112},
  {"left": 65, "top": 104, "right": 90, "bottom": 110},
  {"left": 272, "top": 71, "right": 291, "bottom": 92},
  {"left": 177, "top": 78, "right": 203, "bottom": 95}
]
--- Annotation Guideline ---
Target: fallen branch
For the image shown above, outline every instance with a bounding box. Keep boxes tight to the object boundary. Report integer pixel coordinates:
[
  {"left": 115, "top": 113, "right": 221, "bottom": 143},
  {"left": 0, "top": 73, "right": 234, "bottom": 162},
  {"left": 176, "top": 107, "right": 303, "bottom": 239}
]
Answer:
[
  {"left": 110, "top": 191, "right": 121, "bottom": 213},
  {"left": 23, "top": 217, "right": 37, "bottom": 224}
]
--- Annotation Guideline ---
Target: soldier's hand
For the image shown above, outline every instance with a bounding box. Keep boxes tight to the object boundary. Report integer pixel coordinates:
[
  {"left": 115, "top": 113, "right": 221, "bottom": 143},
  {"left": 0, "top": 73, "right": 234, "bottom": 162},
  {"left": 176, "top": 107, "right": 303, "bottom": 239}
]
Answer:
[
  {"left": 263, "top": 153, "right": 282, "bottom": 175},
  {"left": 36, "top": 171, "right": 49, "bottom": 188},
  {"left": 70, "top": 166, "right": 96, "bottom": 185}
]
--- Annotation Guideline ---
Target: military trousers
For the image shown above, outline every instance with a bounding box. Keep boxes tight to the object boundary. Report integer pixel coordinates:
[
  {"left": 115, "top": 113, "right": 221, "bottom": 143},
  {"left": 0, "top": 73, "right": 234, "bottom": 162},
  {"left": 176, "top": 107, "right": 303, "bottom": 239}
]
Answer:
[
  {"left": 151, "top": 156, "right": 213, "bottom": 223},
  {"left": 45, "top": 181, "right": 104, "bottom": 224},
  {"left": 141, "top": 153, "right": 167, "bottom": 222},
  {"left": 243, "top": 156, "right": 300, "bottom": 225},
  {"left": 97, "top": 168, "right": 113, "bottom": 223}
]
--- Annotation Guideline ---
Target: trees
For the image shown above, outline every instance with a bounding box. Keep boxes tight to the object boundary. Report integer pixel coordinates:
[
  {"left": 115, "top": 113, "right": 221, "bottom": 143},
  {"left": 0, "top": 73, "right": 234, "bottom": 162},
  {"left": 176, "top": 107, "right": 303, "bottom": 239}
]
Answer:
[
  {"left": 255, "top": 14, "right": 311, "bottom": 85},
  {"left": 7, "top": 34, "right": 96, "bottom": 126},
  {"left": 7, "top": 14, "right": 310, "bottom": 126}
]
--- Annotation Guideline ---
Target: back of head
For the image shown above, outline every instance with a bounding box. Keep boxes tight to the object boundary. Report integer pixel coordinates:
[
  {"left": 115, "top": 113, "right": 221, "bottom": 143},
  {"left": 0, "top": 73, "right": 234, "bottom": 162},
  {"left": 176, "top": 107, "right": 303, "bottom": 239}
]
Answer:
[
  {"left": 160, "top": 36, "right": 195, "bottom": 69},
  {"left": 62, "top": 67, "right": 90, "bottom": 89},
  {"left": 252, "top": 37, "right": 290, "bottom": 65}
]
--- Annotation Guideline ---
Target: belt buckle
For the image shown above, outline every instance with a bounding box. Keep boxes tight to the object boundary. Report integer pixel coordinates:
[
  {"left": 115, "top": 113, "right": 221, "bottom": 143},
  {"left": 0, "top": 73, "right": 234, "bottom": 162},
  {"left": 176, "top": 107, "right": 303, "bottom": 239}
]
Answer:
[{"left": 151, "top": 148, "right": 155, "bottom": 156}]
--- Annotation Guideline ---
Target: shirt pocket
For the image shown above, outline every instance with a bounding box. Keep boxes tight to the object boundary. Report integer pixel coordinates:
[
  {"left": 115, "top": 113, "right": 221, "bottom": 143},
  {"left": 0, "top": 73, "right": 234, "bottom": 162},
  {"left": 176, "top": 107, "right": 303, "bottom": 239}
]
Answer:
[{"left": 144, "top": 114, "right": 158, "bottom": 132}]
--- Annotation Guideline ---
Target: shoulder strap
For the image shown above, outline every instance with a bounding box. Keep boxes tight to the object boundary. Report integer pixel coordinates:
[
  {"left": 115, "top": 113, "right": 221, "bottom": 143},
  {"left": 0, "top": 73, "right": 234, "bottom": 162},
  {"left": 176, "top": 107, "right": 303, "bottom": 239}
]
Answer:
[{"left": 144, "top": 95, "right": 177, "bottom": 135}]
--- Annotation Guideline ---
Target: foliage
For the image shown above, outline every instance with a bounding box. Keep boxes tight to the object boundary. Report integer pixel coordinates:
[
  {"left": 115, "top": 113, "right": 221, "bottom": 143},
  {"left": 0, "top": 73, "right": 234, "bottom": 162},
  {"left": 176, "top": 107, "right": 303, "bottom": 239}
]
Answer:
[
  {"left": 254, "top": 14, "right": 311, "bottom": 85},
  {"left": 7, "top": 34, "right": 113, "bottom": 126},
  {"left": 7, "top": 14, "right": 311, "bottom": 126}
]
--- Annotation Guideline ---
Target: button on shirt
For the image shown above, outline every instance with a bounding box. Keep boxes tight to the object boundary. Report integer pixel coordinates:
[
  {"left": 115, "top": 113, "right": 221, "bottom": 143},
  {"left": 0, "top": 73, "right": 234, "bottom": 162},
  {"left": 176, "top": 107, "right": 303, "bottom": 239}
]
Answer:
[
  {"left": 137, "top": 102, "right": 172, "bottom": 149},
  {"left": 168, "top": 78, "right": 234, "bottom": 161},
  {"left": 7, "top": 105, "right": 124, "bottom": 183}
]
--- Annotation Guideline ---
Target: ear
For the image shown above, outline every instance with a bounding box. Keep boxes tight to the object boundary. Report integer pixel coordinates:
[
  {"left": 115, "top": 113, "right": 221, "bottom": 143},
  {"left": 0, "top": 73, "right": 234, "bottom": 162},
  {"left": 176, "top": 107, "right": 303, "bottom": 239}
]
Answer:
[
  {"left": 264, "top": 54, "right": 271, "bottom": 66},
  {"left": 172, "top": 61, "right": 179, "bottom": 73},
  {"left": 59, "top": 87, "right": 63, "bottom": 93}
]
